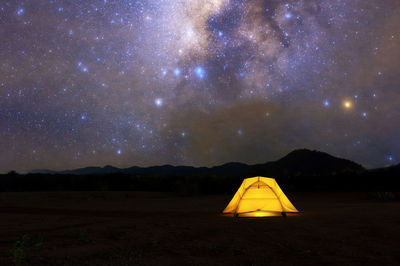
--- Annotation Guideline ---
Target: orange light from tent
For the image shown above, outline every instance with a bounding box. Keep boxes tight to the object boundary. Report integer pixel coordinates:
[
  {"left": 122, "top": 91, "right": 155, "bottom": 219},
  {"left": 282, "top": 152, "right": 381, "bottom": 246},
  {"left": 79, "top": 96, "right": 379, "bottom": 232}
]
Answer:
[{"left": 239, "top": 211, "right": 282, "bottom": 217}]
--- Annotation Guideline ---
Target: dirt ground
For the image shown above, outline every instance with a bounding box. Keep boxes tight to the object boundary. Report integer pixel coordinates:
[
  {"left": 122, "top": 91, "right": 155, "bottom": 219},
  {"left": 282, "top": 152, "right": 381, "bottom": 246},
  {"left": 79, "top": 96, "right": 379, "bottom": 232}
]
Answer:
[{"left": 0, "top": 191, "right": 399, "bottom": 265}]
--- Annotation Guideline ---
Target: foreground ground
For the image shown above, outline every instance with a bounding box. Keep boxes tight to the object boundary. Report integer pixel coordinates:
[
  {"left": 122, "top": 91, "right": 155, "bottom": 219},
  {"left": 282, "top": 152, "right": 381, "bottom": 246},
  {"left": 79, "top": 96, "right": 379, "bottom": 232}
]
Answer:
[{"left": 0, "top": 191, "right": 399, "bottom": 265}]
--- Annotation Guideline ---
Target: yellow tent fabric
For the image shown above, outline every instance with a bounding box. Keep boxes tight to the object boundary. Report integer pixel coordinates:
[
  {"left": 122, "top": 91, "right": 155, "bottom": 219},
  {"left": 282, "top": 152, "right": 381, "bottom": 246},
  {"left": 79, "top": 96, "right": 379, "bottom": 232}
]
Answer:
[{"left": 223, "top": 176, "right": 298, "bottom": 217}]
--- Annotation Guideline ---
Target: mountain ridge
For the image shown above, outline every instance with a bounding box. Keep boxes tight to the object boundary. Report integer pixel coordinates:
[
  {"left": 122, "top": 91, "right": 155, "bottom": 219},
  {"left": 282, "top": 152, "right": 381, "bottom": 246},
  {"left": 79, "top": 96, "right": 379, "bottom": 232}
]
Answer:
[{"left": 29, "top": 149, "right": 366, "bottom": 176}]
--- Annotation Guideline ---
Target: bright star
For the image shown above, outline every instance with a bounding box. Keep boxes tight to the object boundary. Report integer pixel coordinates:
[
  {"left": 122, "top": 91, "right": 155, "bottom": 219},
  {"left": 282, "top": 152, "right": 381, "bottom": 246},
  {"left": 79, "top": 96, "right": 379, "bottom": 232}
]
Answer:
[
  {"left": 194, "top": 66, "right": 205, "bottom": 79},
  {"left": 285, "top": 13, "right": 292, "bottom": 19},
  {"left": 17, "top": 8, "right": 24, "bottom": 15},
  {"left": 155, "top": 98, "right": 163, "bottom": 107},
  {"left": 343, "top": 99, "right": 353, "bottom": 110},
  {"left": 174, "top": 68, "right": 181, "bottom": 76}
]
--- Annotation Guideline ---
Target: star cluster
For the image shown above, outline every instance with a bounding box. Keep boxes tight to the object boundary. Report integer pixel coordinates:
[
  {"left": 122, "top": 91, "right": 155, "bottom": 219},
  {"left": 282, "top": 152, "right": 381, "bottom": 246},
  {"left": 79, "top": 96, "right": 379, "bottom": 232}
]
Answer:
[{"left": 1, "top": 0, "right": 400, "bottom": 172}]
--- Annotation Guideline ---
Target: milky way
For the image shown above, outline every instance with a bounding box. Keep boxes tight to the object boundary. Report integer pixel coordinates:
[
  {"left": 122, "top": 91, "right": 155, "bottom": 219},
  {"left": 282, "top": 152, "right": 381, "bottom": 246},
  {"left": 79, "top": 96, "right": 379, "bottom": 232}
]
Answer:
[{"left": 1, "top": 0, "right": 400, "bottom": 172}]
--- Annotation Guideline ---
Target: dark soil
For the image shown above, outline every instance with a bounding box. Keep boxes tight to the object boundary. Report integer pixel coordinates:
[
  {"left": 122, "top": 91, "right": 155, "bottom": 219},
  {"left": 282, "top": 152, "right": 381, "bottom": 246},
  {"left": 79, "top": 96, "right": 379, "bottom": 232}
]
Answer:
[{"left": 0, "top": 192, "right": 399, "bottom": 265}]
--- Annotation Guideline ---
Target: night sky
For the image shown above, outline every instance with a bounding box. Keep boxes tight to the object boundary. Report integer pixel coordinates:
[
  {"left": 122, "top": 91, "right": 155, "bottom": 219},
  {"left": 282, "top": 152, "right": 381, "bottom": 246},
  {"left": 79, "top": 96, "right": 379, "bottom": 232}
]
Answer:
[{"left": 1, "top": 0, "right": 400, "bottom": 173}]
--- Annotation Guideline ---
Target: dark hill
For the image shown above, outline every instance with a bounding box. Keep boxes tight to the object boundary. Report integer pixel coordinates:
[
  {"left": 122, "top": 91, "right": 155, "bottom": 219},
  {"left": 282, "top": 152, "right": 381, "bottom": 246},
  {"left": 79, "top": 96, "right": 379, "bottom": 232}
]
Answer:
[
  {"left": 269, "top": 149, "right": 364, "bottom": 175},
  {"left": 29, "top": 149, "right": 364, "bottom": 177},
  {"left": 368, "top": 162, "right": 400, "bottom": 174},
  {"left": 7, "top": 149, "right": 400, "bottom": 192},
  {"left": 387, "top": 163, "right": 400, "bottom": 173}
]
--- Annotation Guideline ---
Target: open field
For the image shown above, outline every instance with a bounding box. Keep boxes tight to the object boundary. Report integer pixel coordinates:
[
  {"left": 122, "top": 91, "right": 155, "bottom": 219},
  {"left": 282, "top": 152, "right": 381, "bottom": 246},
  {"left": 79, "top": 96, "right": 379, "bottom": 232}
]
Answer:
[{"left": 0, "top": 191, "right": 399, "bottom": 265}]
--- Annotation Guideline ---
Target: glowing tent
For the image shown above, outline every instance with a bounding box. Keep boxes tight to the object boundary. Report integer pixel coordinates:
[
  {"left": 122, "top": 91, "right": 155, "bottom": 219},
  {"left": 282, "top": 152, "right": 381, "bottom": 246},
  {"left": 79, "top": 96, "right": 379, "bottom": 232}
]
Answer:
[{"left": 223, "top": 176, "right": 298, "bottom": 217}]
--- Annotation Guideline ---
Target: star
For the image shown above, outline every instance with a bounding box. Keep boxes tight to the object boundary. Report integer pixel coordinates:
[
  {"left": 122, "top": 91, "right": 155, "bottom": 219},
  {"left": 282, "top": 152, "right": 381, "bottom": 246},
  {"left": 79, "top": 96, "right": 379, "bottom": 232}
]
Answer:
[
  {"left": 174, "top": 68, "right": 181, "bottom": 76},
  {"left": 17, "top": 8, "right": 24, "bottom": 16},
  {"left": 285, "top": 13, "right": 292, "bottom": 19},
  {"left": 194, "top": 66, "right": 205, "bottom": 79},
  {"left": 154, "top": 98, "right": 163, "bottom": 107},
  {"left": 343, "top": 100, "right": 353, "bottom": 110}
]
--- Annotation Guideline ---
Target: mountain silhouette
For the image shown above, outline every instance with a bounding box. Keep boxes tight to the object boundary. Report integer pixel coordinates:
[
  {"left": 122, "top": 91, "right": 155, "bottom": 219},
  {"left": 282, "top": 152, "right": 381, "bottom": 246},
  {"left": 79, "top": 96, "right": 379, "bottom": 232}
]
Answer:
[
  {"left": 368, "top": 162, "right": 400, "bottom": 174},
  {"left": 30, "top": 149, "right": 364, "bottom": 177},
  {"left": 262, "top": 149, "right": 364, "bottom": 176}
]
